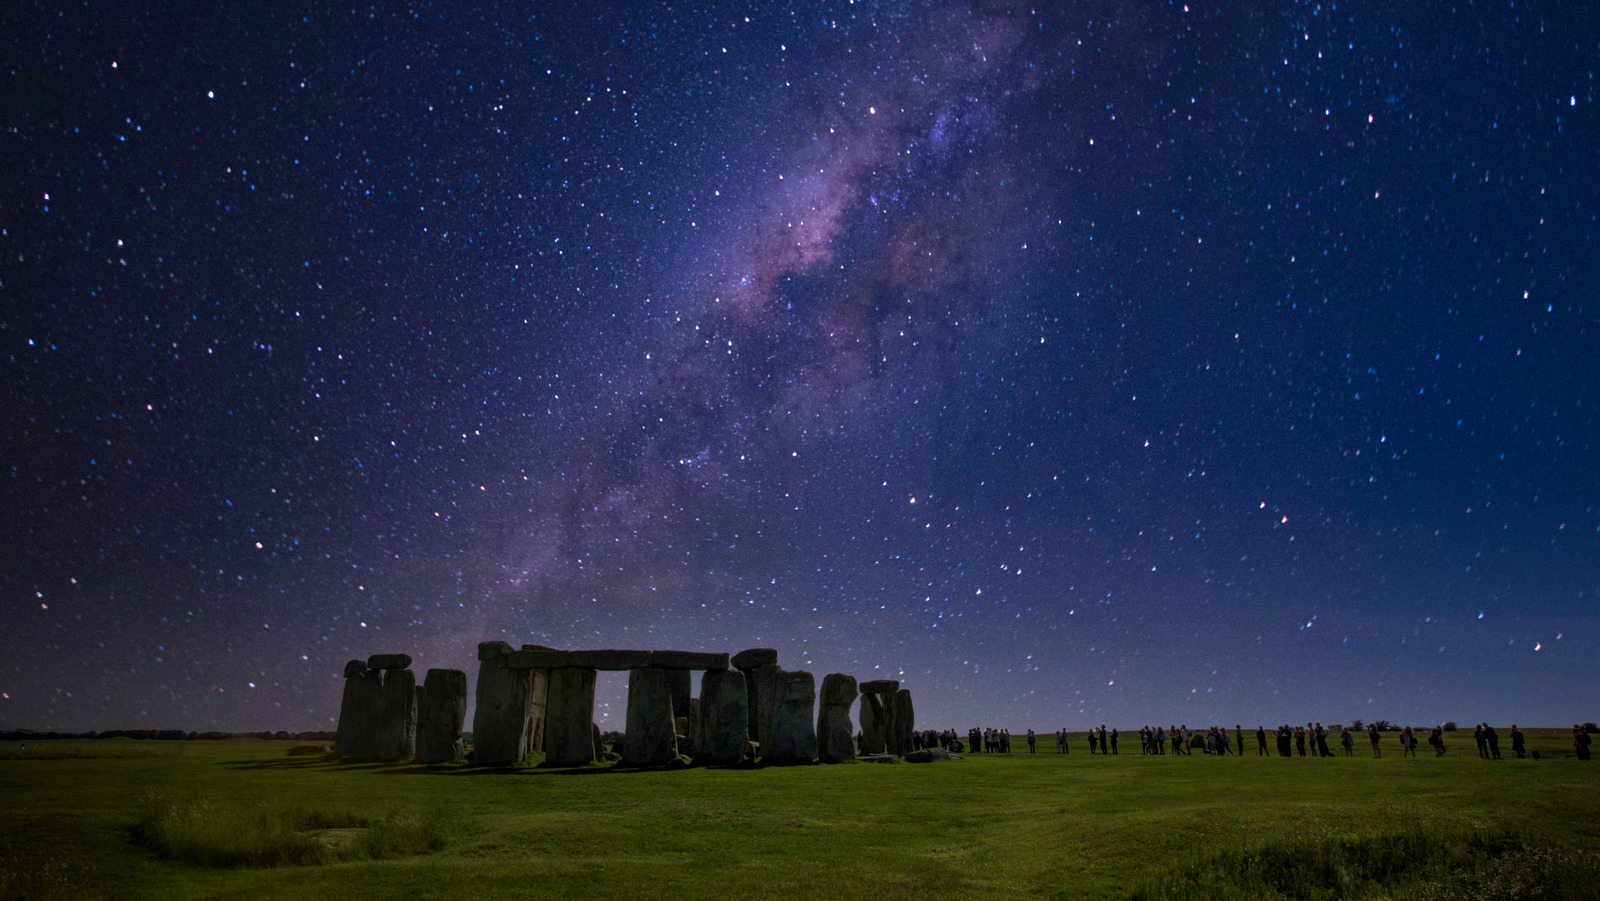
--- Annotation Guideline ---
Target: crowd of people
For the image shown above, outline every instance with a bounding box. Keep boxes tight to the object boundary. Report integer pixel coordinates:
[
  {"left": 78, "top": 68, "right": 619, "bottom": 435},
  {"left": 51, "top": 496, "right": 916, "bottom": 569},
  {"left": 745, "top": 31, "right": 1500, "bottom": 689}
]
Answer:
[{"left": 924, "top": 723, "right": 1595, "bottom": 759}]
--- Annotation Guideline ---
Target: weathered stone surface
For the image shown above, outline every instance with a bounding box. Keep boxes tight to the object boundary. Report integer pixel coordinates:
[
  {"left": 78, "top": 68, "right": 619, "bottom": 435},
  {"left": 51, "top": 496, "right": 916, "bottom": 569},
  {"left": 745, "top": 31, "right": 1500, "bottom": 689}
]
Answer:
[
  {"left": 666, "top": 668, "right": 692, "bottom": 725},
  {"left": 858, "top": 691, "right": 887, "bottom": 755},
  {"left": 817, "top": 673, "right": 858, "bottom": 764},
  {"left": 731, "top": 648, "right": 778, "bottom": 670},
  {"left": 622, "top": 667, "right": 679, "bottom": 766},
  {"left": 680, "top": 703, "right": 699, "bottom": 759},
  {"left": 592, "top": 722, "right": 605, "bottom": 759},
  {"left": 696, "top": 669, "right": 748, "bottom": 765},
  {"left": 904, "top": 747, "right": 952, "bottom": 763},
  {"left": 344, "top": 659, "right": 368, "bottom": 678},
  {"left": 651, "top": 650, "right": 730, "bottom": 671},
  {"left": 859, "top": 679, "right": 900, "bottom": 694},
  {"left": 515, "top": 647, "right": 553, "bottom": 754},
  {"left": 820, "top": 672, "right": 858, "bottom": 707},
  {"left": 478, "top": 640, "right": 513, "bottom": 661},
  {"left": 367, "top": 653, "right": 413, "bottom": 671},
  {"left": 526, "top": 668, "right": 549, "bottom": 756},
  {"left": 753, "top": 663, "right": 782, "bottom": 752},
  {"left": 505, "top": 648, "right": 570, "bottom": 669},
  {"left": 767, "top": 669, "right": 817, "bottom": 763},
  {"left": 881, "top": 688, "right": 903, "bottom": 756},
  {"left": 472, "top": 657, "right": 532, "bottom": 766},
  {"left": 416, "top": 668, "right": 467, "bottom": 763},
  {"left": 544, "top": 667, "right": 598, "bottom": 766},
  {"left": 890, "top": 688, "right": 915, "bottom": 757},
  {"left": 335, "top": 668, "right": 384, "bottom": 757},
  {"left": 375, "top": 668, "right": 417, "bottom": 759},
  {"left": 566, "top": 649, "right": 653, "bottom": 670}
]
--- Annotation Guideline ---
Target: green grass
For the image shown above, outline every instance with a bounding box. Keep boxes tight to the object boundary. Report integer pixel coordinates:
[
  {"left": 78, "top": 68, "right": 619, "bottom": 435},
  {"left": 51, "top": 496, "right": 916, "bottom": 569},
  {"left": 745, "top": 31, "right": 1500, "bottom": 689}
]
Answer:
[{"left": 0, "top": 731, "right": 1595, "bottom": 899}]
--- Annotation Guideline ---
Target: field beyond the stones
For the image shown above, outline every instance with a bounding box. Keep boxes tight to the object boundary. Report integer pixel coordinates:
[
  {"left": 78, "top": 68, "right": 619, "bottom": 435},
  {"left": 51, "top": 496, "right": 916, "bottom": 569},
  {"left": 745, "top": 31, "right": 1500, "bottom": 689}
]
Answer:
[{"left": 3, "top": 731, "right": 1598, "bottom": 900}]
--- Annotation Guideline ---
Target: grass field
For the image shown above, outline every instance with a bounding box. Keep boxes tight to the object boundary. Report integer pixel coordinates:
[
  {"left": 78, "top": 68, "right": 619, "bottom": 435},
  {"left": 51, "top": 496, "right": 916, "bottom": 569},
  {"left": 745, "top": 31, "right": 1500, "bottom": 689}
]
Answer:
[{"left": 2, "top": 730, "right": 1596, "bottom": 899}]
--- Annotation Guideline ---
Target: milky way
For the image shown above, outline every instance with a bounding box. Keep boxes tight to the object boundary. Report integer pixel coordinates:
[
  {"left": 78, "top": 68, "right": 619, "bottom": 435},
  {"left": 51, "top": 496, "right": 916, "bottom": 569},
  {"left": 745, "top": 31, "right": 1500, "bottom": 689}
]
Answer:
[{"left": 4, "top": 1, "right": 1596, "bottom": 732}]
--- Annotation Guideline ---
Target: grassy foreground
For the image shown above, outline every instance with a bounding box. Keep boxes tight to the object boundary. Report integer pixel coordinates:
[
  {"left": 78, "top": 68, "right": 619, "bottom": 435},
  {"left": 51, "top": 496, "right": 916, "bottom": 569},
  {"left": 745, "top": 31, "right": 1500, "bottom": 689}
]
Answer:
[{"left": 1, "top": 731, "right": 1596, "bottom": 900}]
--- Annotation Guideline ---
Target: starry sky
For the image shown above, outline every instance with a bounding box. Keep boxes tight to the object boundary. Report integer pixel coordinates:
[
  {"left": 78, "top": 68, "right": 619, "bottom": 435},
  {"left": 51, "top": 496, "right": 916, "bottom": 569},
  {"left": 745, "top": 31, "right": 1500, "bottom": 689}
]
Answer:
[{"left": 4, "top": 1, "right": 1597, "bottom": 734}]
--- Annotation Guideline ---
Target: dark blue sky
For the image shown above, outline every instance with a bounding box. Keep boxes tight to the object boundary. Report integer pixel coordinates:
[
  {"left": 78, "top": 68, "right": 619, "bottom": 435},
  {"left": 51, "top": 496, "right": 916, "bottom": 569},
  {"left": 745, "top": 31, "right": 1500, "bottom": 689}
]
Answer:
[{"left": 4, "top": 1, "right": 1596, "bottom": 733}]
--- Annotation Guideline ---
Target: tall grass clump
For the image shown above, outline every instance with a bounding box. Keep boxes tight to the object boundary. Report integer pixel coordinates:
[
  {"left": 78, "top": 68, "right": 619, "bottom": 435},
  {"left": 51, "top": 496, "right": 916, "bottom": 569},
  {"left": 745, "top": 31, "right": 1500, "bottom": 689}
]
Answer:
[
  {"left": 1131, "top": 827, "right": 1600, "bottom": 900},
  {"left": 0, "top": 853, "right": 73, "bottom": 901},
  {"left": 130, "top": 792, "right": 446, "bottom": 868}
]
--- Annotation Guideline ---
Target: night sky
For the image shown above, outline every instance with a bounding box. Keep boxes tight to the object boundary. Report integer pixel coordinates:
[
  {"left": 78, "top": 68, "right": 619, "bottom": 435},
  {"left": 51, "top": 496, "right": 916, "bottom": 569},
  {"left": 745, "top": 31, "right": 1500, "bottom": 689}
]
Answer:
[{"left": 5, "top": 1, "right": 1596, "bottom": 735}]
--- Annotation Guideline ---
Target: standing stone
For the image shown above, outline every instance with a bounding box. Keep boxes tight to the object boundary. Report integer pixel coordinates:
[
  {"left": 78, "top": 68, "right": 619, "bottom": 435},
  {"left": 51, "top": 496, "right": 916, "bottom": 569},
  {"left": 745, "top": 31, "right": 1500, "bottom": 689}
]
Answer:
[
  {"left": 892, "top": 688, "right": 915, "bottom": 757},
  {"left": 753, "top": 663, "right": 782, "bottom": 753},
  {"left": 472, "top": 642, "right": 532, "bottom": 766},
  {"left": 767, "top": 669, "right": 817, "bottom": 763},
  {"left": 416, "top": 668, "right": 467, "bottom": 763},
  {"left": 697, "top": 669, "right": 748, "bottom": 765},
  {"left": 733, "top": 648, "right": 778, "bottom": 738},
  {"left": 592, "top": 722, "right": 606, "bottom": 759},
  {"left": 817, "top": 673, "right": 858, "bottom": 764},
  {"left": 376, "top": 668, "right": 417, "bottom": 760},
  {"left": 665, "top": 669, "right": 693, "bottom": 727},
  {"left": 882, "top": 687, "right": 902, "bottom": 755},
  {"left": 683, "top": 699, "right": 701, "bottom": 759},
  {"left": 858, "top": 690, "right": 887, "bottom": 755},
  {"left": 335, "top": 663, "right": 384, "bottom": 757},
  {"left": 519, "top": 645, "right": 554, "bottom": 757},
  {"left": 544, "top": 666, "right": 599, "bottom": 766},
  {"left": 623, "top": 667, "right": 679, "bottom": 765}
]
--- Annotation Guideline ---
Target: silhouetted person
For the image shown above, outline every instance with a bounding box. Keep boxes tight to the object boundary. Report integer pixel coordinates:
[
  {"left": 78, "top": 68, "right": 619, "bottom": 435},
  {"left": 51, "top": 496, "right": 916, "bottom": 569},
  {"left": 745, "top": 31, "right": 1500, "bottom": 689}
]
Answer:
[
  {"left": 1486, "top": 724, "right": 1501, "bottom": 760},
  {"left": 1510, "top": 725, "right": 1525, "bottom": 759},
  {"left": 1109, "top": 728, "right": 1118, "bottom": 754},
  {"left": 1368, "top": 723, "right": 1382, "bottom": 758},
  {"left": 1430, "top": 725, "right": 1446, "bottom": 757},
  {"left": 1401, "top": 726, "right": 1417, "bottom": 757},
  {"left": 1474, "top": 723, "right": 1488, "bottom": 759},
  {"left": 1316, "top": 723, "right": 1332, "bottom": 758},
  {"left": 1236, "top": 725, "right": 1245, "bottom": 758},
  {"left": 1257, "top": 726, "right": 1269, "bottom": 756},
  {"left": 1575, "top": 724, "right": 1591, "bottom": 761},
  {"left": 1295, "top": 726, "right": 1306, "bottom": 758},
  {"left": 1027, "top": 729, "right": 1036, "bottom": 753}
]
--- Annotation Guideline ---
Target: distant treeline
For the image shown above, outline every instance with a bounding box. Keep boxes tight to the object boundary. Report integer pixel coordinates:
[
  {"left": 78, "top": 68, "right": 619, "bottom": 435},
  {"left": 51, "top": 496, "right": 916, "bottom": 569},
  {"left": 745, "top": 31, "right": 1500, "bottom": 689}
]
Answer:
[{"left": 0, "top": 729, "right": 336, "bottom": 742}]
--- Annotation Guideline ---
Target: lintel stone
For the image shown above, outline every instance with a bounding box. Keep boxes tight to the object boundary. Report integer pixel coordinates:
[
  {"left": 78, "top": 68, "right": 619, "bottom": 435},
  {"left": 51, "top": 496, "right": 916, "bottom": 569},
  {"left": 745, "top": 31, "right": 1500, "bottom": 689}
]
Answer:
[
  {"left": 566, "top": 649, "right": 653, "bottom": 670},
  {"left": 859, "top": 679, "right": 900, "bottom": 694},
  {"left": 367, "top": 653, "right": 413, "bottom": 670},
  {"left": 731, "top": 648, "right": 778, "bottom": 670},
  {"left": 651, "top": 650, "right": 729, "bottom": 670},
  {"left": 506, "top": 649, "right": 570, "bottom": 669},
  {"left": 478, "top": 641, "right": 513, "bottom": 661}
]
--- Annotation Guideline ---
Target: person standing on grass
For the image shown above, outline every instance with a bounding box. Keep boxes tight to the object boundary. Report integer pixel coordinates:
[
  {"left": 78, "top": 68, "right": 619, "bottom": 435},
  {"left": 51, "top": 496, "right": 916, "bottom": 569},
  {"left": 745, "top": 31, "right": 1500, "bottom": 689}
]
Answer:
[
  {"left": 1368, "top": 723, "right": 1382, "bottom": 758},
  {"left": 1575, "top": 725, "right": 1592, "bottom": 761},
  {"left": 1486, "top": 724, "right": 1501, "bottom": 760},
  {"left": 1059, "top": 729, "right": 1069, "bottom": 754},
  {"left": 1401, "top": 726, "right": 1416, "bottom": 757},
  {"left": 1257, "top": 726, "right": 1269, "bottom": 755},
  {"left": 1510, "top": 725, "right": 1525, "bottom": 759},
  {"left": 1026, "top": 729, "right": 1036, "bottom": 753},
  {"left": 1295, "top": 725, "right": 1306, "bottom": 757},
  {"left": 1109, "top": 728, "right": 1118, "bottom": 754},
  {"left": 1430, "top": 725, "right": 1446, "bottom": 757},
  {"left": 1340, "top": 726, "right": 1354, "bottom": 756},
  {"left": 1315, "top": 723, "right": 1332, "bottom": 758},
  {"left": 1475, "top": 723, "right": 1489, "bottom": 759},
  {"left": 1236, "top": 725, "right": 1245, "bottom": 757}
]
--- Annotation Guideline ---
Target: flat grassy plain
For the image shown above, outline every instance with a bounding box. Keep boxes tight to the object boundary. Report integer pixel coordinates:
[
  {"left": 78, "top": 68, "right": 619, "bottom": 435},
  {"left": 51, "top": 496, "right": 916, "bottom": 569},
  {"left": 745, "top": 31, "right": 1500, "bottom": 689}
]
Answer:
[{"left": 2, "top": 730, "right": 1596, "bottom": 900}]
